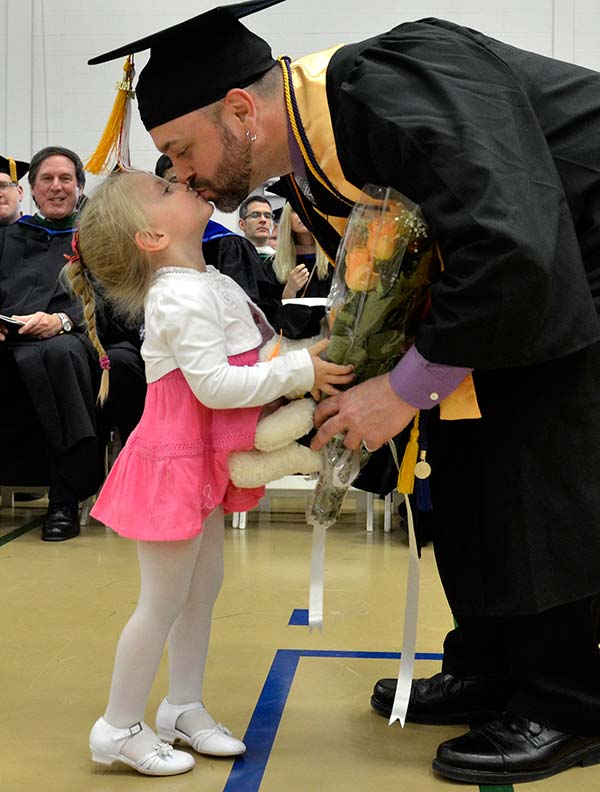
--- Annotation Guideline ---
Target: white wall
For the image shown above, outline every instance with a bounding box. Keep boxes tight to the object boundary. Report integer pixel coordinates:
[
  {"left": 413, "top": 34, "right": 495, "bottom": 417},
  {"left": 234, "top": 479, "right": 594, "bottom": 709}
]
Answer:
[{"left": 2, "top": 0, "right": 600, "bottom": 225}]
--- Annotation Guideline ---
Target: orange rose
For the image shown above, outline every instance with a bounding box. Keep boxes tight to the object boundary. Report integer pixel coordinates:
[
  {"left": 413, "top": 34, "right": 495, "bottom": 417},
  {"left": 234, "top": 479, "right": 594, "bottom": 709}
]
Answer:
[
  {"left": 344, "top": 246, "right": 380, "bottom": 291},
  {"left": 366, "top": 216, "right": 400, "bottom": 260}
]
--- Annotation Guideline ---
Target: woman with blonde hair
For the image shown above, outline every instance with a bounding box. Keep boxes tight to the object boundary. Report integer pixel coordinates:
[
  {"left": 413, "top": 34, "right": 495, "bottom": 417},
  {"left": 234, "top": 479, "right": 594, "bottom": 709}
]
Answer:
[
  {"left": 67, "top": 170, "right": 353, "bottom": 778},
  {"left": 272, "top": 203, "right": 333, "bottom": 299}
]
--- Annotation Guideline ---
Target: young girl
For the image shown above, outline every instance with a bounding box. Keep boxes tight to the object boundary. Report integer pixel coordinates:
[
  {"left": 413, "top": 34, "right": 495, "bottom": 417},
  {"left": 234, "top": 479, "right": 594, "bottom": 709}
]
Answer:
[
  {"left": 68, "top": 171, "right": 353, "bottom": 777},
  {"left": 273, "top": 203, "right": 333, "bottom": 299}
]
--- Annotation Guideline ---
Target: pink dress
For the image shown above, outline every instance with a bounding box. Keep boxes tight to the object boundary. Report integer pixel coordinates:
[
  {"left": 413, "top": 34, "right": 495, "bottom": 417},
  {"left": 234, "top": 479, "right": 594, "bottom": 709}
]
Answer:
[{"left": 91, "top": 349, "right": 265, "bottom": 541}]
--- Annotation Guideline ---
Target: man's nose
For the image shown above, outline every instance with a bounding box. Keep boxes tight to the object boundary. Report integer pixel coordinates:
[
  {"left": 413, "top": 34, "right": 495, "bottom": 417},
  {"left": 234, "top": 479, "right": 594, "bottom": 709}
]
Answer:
[{"left": 176, "top": 162, "right": 194, "bottom": 184}]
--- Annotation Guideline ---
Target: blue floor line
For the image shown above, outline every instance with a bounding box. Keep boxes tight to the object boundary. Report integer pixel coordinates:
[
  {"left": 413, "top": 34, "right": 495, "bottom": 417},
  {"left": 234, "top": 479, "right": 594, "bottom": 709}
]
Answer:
[{"left": 224, "top": 649, "right": 443, "bottom": 792}]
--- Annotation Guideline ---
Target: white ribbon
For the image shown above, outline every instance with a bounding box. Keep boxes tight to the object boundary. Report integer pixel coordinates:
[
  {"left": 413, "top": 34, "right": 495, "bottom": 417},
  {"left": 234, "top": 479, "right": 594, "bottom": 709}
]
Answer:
[
  {"left": 308, "top": 521, "right": 327, "bottom": 631},
  {"left": 388, "top": 491, "right": 420, "bottom": 726}
]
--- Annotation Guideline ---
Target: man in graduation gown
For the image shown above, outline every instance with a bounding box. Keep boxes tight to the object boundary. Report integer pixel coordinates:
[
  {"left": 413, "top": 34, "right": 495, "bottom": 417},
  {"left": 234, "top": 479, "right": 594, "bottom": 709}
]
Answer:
[
  {"left": 87, "top": 1, "right": 600, "bottom": 783},
  {"left": 0, "top": 155, "right": 28, "bottom": 226},
  {"left": 0, "top": 146, "right": 145, "bottom": 541}
]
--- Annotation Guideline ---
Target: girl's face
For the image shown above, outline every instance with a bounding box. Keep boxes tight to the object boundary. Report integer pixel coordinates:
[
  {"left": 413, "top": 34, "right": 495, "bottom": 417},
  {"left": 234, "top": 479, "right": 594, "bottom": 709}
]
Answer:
[
  {"left": 290, "top": 211, "right": 308, "bottom": 236},
  {"left": 135, "top": 172, "right": 214, "bottom": 240}
]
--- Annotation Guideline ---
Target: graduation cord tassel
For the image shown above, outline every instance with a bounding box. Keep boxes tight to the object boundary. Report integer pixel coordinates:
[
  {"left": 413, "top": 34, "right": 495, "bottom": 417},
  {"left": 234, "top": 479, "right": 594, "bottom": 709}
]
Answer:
[
  {"left": 414, "top": 411, "right": 433, "bottom": 511},
  {"left": 397, "top": 412, "right": 420, "bottom": 495},
  {"left": 85, "top": 56, "right": 135, "bottom": 174}
]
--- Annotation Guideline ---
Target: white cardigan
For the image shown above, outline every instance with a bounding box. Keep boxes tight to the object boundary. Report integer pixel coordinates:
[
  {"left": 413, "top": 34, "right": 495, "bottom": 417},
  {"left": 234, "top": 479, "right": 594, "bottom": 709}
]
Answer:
[{"left": 142, "top": 266, "right": 314, "bottom": 409}]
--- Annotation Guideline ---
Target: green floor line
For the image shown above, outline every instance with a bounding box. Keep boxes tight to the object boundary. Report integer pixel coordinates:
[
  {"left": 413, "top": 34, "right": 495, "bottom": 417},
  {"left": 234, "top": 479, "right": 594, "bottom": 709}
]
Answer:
[{"left": 0, "top": 515, "right": 43, "bottom": 547}]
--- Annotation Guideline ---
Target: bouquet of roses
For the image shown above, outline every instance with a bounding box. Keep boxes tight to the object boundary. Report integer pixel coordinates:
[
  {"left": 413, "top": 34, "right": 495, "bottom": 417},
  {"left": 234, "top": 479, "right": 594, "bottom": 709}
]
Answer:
[{"left": 306, "top": 184, "right": 435, "bottom": 530}]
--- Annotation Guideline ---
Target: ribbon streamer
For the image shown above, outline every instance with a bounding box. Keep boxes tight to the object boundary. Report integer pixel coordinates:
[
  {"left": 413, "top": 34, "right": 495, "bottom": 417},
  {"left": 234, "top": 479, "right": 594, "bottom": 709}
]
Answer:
[
  {"left": 308, "top": 521, "right": 327, "bottom": 631},
  {"left": 388, "top": 492, "right": 420, "bottom": 726}
]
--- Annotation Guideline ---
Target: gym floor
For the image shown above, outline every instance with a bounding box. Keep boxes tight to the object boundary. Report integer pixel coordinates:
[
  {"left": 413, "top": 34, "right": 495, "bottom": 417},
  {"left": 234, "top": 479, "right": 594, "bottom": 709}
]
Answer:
[{"left": 1, "top": 494, "right": 598, "bottom": 792}]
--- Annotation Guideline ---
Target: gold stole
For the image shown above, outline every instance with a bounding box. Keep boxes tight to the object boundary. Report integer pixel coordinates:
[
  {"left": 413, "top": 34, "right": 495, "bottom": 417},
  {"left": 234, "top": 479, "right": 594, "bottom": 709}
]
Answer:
[{"left": 285, "top": 50, "right": 481, "bottom": 421}]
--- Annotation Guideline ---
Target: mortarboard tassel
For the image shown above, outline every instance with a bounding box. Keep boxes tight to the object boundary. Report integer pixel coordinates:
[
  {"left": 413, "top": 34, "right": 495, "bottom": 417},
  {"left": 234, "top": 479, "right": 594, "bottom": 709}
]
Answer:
[
  {"left": 397, "top": 412, "right": 420, "bottom": 495},
  {"left": 86, "top": 56, "right": 135, "bottom": 174}
]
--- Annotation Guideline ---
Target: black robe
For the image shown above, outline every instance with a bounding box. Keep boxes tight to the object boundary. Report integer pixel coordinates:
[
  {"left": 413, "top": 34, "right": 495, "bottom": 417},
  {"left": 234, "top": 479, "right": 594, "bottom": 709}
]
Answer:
[
  {"left": 0, "top": 217, "right": 144, "bottom": 499},
  {"left": 202, "top": 229, "right": 325, "bottom": 339},
  {"left": 279, "top": 20, "right": 600, "bottom": 616}
]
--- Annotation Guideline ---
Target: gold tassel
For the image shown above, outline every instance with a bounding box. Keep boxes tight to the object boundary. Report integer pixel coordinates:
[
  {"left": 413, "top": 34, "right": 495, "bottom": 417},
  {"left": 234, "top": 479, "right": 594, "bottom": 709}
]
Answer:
[
  {"left": 85, "top": 56, "right": 135, "bottom": 175},
  {"left": 8, "top": 157, "right": 17, "bottom": 183},
  {"left": 397, "top": 412, "right": 420, "bottom": 494}
]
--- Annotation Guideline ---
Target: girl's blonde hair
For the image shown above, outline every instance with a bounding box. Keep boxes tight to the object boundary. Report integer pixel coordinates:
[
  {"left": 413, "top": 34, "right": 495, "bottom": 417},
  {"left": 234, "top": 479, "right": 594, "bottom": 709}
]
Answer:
[
  {"left": 272, "top": 202, "right": 330, "bottom": 285},
  {"left": 67, "top": 171, "right": 154, "bottom": 404}
]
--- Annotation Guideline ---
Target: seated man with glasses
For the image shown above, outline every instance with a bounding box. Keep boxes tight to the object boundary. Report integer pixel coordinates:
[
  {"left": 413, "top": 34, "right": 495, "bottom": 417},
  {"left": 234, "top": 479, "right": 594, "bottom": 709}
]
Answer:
[
  {"left": 0, "top": 155, "right": 28, "bottom": 226},
  {"left": 238, "top": 195, "right": 275, "bottom": 257}
]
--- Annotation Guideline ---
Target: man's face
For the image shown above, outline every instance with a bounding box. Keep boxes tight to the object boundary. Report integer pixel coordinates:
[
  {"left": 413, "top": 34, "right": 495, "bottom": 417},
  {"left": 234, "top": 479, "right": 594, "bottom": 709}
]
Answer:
[
  {"left": 150, "top": 109, "right": 253, "bottom": 213},
  {"left": 239, "top": 200, "right": 273, "bottom": 247},
  {"left": 31, "top": 155, "right": 80, "bottom": 220},
  {"left": 0, "top": 174, "right": 23, "bottom": 225}
]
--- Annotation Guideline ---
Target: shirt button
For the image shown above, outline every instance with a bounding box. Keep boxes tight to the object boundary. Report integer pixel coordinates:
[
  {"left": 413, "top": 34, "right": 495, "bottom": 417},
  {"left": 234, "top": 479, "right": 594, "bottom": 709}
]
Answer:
[{"left": 429, "top": 392, "right": 439, "bottom": 401}]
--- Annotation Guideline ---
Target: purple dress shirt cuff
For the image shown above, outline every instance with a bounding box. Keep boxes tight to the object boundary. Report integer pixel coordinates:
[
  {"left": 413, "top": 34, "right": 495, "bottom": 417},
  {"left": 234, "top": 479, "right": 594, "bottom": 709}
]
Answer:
[{"left": 388, "top": 345, "right": 473, "bottom": 409}]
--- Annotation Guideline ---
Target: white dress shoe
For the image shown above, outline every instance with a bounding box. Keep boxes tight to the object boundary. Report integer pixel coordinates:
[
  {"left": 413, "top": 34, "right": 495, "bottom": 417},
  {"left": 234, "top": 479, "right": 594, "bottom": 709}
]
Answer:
[
  {"left": 89, "top": 717, "right": 195, "bottom": 776},
  {"left": 156, "top": 698, "right": 246, "bottom": 757}
]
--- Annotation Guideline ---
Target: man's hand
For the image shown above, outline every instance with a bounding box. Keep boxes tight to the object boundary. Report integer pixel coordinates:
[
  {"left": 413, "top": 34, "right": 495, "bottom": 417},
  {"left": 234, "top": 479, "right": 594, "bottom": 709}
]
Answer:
[
  {"left": 13, "top": 311, "right": 63, "bottom": 339},
  {"left": 311, "top": 373, "right": 418, "bottom": 451}
]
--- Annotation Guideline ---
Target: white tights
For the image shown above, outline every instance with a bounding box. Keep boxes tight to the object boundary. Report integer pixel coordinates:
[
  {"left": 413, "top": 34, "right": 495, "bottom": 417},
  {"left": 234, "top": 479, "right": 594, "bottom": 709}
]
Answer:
[{"left": 103, "top": 507, "right": 225, "bottom": 752}]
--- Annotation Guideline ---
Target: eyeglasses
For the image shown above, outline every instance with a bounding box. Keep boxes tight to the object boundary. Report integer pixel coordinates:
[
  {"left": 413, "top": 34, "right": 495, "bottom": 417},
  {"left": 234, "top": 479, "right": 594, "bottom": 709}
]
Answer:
[
  {"left": 0, "top": 182, "right": 18, "bottom": 192},
  {"left": 243, "top": 210, "right": 273, "bottom": 220}
]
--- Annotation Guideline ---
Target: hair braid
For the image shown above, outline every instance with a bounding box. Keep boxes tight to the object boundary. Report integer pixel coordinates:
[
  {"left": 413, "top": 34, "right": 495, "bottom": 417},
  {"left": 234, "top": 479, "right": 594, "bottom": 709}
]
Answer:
[{"left": 67, "top": 254, "right": 110, "bottom": 404}]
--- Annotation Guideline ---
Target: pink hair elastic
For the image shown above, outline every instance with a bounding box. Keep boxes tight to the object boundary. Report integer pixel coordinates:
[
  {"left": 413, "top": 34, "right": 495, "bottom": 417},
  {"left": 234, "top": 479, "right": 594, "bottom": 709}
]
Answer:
[
  {"left": 99, "top": 355, "right": 111, "bottom": 371},
  {"left": 64, "top": 231, "right": 81, "bottom": 265}
]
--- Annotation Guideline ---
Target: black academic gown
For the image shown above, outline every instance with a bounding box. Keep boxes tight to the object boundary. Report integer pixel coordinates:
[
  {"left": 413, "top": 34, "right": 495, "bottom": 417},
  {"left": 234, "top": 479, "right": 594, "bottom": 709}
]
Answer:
[
  {"left": 280, "top": 20, "right": 600, "bottom": 617},
  {"left": 202, "top": 228, "right": 325, "bottom": 339},
  {"left": 0, "top": 218, "right": 118, "bottom": 499}
]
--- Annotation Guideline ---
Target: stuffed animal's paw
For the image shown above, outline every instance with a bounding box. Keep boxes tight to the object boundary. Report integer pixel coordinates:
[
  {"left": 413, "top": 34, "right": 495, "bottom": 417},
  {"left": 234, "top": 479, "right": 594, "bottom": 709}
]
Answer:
[
  {"left": 255, "top": 397, "right": 316, "bottom": 452},
  {"left": 229, "top": 442, "right": 322, "bottom": 488}
]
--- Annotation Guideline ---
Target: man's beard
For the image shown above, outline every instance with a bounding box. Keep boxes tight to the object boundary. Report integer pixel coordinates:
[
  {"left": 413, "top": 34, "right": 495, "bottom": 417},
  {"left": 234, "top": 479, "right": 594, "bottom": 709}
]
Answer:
[{"left": 193, "top": 123, "right": 252, "bottom": 212}]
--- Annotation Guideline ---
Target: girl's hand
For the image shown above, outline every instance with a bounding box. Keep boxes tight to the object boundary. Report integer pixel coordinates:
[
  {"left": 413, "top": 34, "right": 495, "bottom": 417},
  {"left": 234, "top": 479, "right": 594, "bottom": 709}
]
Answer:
[
  {"left": 282, "top": 264, "right": 310, "bottom": 299},
  {"left": 308, "top": 338, "right": 354, "bottom": 400}
]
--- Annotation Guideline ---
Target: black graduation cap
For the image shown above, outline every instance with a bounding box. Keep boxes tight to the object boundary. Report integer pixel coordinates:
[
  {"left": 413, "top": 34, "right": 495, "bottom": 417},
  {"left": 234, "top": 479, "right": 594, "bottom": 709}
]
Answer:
[
  {"left": 88, "top": 0, "right": 285, "bottom": 131},
  {"left": 0, "top": 155, "right": 29, "bottom": 183}
]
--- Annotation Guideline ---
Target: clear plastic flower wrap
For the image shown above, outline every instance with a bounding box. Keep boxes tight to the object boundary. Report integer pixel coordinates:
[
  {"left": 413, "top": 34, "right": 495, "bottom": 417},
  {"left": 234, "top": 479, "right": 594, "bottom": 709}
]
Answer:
[{"left": 306, "top": 184, "right": 435, "bottom": 528}]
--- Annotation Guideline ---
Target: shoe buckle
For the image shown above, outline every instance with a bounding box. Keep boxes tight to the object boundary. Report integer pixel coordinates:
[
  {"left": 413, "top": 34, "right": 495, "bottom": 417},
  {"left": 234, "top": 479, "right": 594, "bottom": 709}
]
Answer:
[{"left": 127, "top": 722, "right": 143, "bottom": 737}]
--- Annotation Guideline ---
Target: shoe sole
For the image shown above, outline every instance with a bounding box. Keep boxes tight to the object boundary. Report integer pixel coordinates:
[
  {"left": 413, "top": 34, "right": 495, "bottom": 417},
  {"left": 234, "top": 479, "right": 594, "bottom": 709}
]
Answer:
[
  {"left": 90, "top": 746, "right": 194, "bottom": 776},
  {"left": 157, "top": 726, "right": 246, "bottom": 757},
  {"left": 432, "top": 745, "right": 600, "bottom": 785},
  {"left": 370, "top": 695, "right": 499, "bottom": 726}
]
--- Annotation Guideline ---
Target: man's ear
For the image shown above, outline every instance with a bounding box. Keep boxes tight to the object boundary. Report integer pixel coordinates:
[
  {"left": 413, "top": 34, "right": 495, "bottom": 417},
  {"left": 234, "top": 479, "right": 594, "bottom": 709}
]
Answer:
[
  {"left": 134, "top": 229, "right": 169, "bottom": 252},
  {"left": 223, "top": 88, "right": 256, "bottom": 132},
  {"left": 238, "top": 217, "right": 246, "bottom": 233}
]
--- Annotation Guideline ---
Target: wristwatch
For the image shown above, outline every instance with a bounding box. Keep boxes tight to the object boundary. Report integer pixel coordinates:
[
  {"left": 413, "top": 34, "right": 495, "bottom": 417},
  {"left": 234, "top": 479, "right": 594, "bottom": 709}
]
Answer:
[{"left": 56, "top": 312, "right": 73, "bottom": 333}]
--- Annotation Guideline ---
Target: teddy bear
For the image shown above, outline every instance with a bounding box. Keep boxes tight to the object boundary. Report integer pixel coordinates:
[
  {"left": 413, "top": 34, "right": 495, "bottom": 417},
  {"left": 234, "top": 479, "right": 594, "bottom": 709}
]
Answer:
[{"left": 227, "top": 334, "right": 323, "bottom": 489}]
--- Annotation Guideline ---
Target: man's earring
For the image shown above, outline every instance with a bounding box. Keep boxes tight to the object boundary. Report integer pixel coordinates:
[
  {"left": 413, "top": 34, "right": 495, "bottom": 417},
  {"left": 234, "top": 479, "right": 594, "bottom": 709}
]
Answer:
[{"left": 246, "top": 129, "right": 257, "bottom": 142}]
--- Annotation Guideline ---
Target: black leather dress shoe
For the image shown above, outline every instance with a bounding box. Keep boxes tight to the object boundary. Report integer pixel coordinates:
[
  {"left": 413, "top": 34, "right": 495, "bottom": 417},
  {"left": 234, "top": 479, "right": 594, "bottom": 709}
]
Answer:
[
  {"left": 433, "top": 713, "right": 600, "bottom": 784},
  {"left": 370, "top": 672, "right": 509, "bottom": 725},
  {"left": 41, "top": 502, "right": 80, "bottom": 542}
]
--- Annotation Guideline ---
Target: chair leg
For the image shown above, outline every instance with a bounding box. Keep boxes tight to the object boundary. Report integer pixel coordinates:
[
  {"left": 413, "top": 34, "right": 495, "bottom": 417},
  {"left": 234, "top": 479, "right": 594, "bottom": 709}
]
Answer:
[
  {"left": 232, "top": 512, "right": 240, "bottom": 528},
  {"left": 384, "top": 492, "right": 392, "bottom": 533},
  {"left": 79, "top": 496, "right": 94, "bottom": 526},
  {"left": 239, "top": 511, "right": 247, "bottom": 530},
  {"left": 0, "top": 487, "right": 13, "bottom": 508},
  {"left": 366, "top": 492, "right": 374, "bottom": 532}
]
